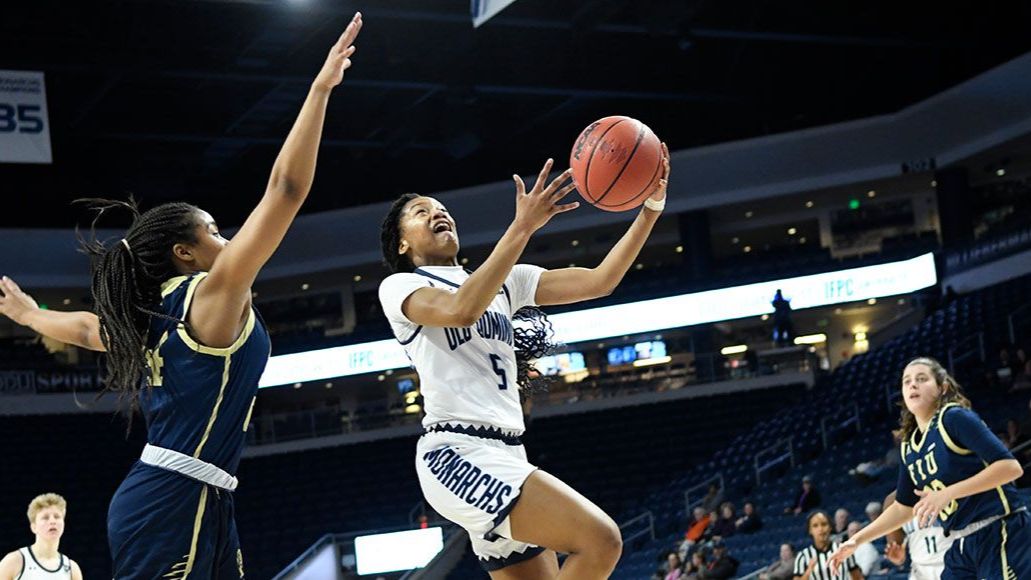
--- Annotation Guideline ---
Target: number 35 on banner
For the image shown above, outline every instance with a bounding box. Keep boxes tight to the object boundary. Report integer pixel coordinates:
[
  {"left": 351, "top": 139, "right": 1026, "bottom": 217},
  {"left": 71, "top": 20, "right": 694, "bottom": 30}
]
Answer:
[{"left": 0, "top": 70, "right": 52, "bottom": 164}]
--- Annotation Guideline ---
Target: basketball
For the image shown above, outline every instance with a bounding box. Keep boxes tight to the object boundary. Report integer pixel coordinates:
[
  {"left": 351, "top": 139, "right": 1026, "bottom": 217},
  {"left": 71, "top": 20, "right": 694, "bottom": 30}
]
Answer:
[{"left": 569, "top": 116, "right": 663, "bottom": 212}]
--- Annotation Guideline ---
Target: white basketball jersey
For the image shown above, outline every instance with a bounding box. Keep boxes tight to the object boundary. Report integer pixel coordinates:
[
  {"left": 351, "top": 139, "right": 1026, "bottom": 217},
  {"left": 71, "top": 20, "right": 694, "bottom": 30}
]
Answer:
[
  {"left": 379, "top": 265, "right": 544, "bottom": 433},
  {"left": 903, "top": 517, "right": 952, "bottom": 567},
  {"left": 16, "top": 547, "right": 72, "bottom": 580}
]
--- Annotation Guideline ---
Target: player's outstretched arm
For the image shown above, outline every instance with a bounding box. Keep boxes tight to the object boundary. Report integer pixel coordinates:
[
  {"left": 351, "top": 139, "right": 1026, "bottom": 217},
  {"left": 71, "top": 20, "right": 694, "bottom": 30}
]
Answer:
[
  {"left": 190, "top": 13, "right": 362, "bottom": 348},
  {"left": 401, "top": 159, "right": 578, "bottom": 328},
  {"left": 535, "top": 143, "right": 669, "bottom": 306},
  {"left": 829, "top": 501, "right": 912, "bottom": 570},
  {"left": 0, "top": 277, "right": 105, "bottom": 351}
]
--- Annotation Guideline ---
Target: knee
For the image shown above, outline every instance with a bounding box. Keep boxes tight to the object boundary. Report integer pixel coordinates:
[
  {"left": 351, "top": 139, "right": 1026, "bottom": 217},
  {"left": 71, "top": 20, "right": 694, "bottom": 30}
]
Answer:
[{"left": 591, "top": 515, "right": 623, "bottom": 560}]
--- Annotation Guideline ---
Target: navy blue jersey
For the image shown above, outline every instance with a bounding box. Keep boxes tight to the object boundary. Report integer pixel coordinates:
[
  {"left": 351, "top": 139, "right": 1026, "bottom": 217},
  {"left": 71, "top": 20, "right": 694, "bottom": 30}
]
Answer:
[
  {"left": 140, "top": 273, "right": 270, "bottom": 475},
  {"left": 896, "top": 402, "right": 1021, "bottom": 532}
]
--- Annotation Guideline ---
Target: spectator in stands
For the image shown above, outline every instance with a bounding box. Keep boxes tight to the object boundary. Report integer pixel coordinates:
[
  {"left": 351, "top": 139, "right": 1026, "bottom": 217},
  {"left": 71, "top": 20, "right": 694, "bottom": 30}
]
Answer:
[
  {"left": 863, "top": 501, "right": 882, "bottom": 524},
  {"left": 700, "top": 483, "right": 724, "bottom": 514},
  {"left": 712, "top": 503, "right": 737, "bottom": 538},
  {"left": 849, "top": 447, "right": 899, "bottom": 485},
  {"left": 682, "top": 550, "right": 706, "bottom": 580},
  {"left": 993, "top": 347, "right": 1018, "bottom": 388},
  {"left": 785, "top": 475, "right": 821, "bottom": 514},
  {"left": 1011, "top": 359, "right": 1031, "bottom": 392},
  {"left": 831, "top": 508, "right": 850, "bottom": 542},
  {"left": 0, "top": 493, "right": 83, "bottom": 580},
  {"left": 735, "top": 501, "right": 763, "bottom": 534},
  {"left": 794, "top": 510, "right": 862, "bottom": 580},
  {"left": 771, "top": 289, "right": 794, "bottom": 347},
  {"left": 698, "top": 539, "right": 738, "bottom": 579},
  {"left": 846, "top": 521, "right": 878, "bottom": 576},
  {"left": 664, "top": 552, "right": 684, "bottom": 580},
  {"left": 758, "top": 543, "right": 795, "bottom": 580},
  {"left": 679, "top": 507, "right": 711, "bottom": 558}
]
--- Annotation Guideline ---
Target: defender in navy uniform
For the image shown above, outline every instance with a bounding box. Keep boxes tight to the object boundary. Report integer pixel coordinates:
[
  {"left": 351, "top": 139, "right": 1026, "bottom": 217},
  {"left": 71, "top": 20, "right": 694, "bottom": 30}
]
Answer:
[
  {"left": 0, "top": 14, "right": 363, "bottom": 579},
  {"left": 831, "top": 357, "right": 1027, "bottom": 580}
]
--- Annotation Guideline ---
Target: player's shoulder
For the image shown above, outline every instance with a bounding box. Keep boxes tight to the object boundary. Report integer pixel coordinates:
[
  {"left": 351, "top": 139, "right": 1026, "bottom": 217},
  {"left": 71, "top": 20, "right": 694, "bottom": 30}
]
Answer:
[
  {"left": 379, "top": 271, "right": 427, "bottom": 290},
  {"left": 938, "top": 403, "right": 980, "bottom": 428},
  {"left": 0, "top": 550, "right": 24, "bottom": 575}
]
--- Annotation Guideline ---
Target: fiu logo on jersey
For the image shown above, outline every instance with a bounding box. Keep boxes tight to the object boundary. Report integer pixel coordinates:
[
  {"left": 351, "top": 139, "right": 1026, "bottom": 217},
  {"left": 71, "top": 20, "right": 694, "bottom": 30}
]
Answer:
[
  {"left": 907, "top": 448, "right": 958, "bottom": 521},
  {"left": 444, "top": 311, "right": 513, "bottom": 351}
]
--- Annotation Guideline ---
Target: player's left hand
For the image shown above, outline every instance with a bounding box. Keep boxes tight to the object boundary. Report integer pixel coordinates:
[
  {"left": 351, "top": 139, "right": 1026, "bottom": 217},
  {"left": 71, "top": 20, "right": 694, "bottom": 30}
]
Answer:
[
  {"left": 913, "top": 486, "right": 953, "bottom": 528},
  {"left": 648, "top": 142, "right": 670, "bottom": 202},
  {"left": 313, "top": 12, "right": 363, "bottom": 92}
]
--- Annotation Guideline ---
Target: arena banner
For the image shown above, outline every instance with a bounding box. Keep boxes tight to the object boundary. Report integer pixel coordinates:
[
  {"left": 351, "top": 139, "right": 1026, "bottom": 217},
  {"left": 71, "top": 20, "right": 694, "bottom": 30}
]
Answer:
[
  {"left": 471, "top": 0, "right": 519, "bottom": 27},
  {"left": 0, "top": 70, "right": 52, "bottom": 164},
  {"left": 0, "top": 368, "right": 104, "bottom": 395},
  {"left": 259, "top": 252, "right": 937, "bottom": 388}
]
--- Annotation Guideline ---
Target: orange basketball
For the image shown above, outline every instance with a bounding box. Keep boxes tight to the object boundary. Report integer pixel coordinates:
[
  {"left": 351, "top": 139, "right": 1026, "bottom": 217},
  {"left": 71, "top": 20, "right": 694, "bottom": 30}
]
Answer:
[{"left": 569, "top": 116, "right": 663, "bottom": 212}]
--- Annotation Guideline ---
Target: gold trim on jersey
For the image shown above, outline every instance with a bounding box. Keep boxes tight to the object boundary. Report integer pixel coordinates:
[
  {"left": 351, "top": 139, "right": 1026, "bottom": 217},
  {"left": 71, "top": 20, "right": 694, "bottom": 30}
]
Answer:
[
  {"left": 175, "top": 273, "right": 257, "bottom": 357},
  {"left": 1001, "top": 520, "right": 1016, "bottom": 580},
  {"left": 160, "top": 275, "right": 189, "bottom": 297},
  {"left": 163, "top": 486, "right": 208, "bottom": 579},
  {"left": 242, "top": 396, "right": 256, "bottom": 432},
  {"left": 194, "top": 356, "right": 232, "bottom": 459},
  {"left": 936, "top": 402, "right": 973, "bottom": 455}
]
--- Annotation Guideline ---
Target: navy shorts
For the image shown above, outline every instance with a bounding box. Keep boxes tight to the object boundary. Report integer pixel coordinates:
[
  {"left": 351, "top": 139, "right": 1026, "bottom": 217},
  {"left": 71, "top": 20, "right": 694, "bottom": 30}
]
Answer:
[
  {"left": 108, "top": 462, "right": 244, "bottom": 579},
  {"left": 942, "top": 510, "right": 1029, "bottom": 580}
]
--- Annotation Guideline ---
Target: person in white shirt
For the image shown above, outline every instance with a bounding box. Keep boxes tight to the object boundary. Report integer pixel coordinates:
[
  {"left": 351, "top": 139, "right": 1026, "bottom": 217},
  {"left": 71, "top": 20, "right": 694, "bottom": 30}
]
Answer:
[
  {"left": 846, "top": 521, "right": 879, "bottom": 576},
  {"left": 0, "top": 493, "right": 82, "bottom": 580},
  {"left": 378, "top": 151, "right": 670, "bottom": 579}
]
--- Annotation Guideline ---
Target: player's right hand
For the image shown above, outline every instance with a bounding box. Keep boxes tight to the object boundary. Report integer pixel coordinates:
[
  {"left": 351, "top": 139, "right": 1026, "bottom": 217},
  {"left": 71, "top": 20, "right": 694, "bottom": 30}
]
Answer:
[
  {"left": 0, "top": 276, "right": 40, "bottom": 326},
  {"left": 511, "top": 158, "right": 579, "bottom": 233},
  {"left": 828, "top": 540, "right": 857, "bottom": 573}
]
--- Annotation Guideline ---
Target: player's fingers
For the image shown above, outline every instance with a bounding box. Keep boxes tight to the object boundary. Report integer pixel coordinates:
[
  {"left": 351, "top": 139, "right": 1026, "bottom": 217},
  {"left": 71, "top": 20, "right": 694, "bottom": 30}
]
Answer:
[
  {"left": 551, "top": 201, "right": 580, "bottom": 214},
  {"left": 337, "top": 12, "right": 363, "bottom": 48},
  {"left": 513, "top": 174, "right": 526, "bottom": 196},
  {"left": 550, "top": 182, "right": 578, "bottom": 201},
  {"left": 534, "top": 158, "right": 554, "bottom": 192},
  {"left": 545, "top": 167, "right": 572, "bottom": 192}
]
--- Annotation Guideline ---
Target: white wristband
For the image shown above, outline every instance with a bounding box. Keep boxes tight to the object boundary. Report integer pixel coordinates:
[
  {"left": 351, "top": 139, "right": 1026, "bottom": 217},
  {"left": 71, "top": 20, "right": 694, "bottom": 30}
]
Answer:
[{"left": 643, "top": 196, "right": 666, "bottom": 212}]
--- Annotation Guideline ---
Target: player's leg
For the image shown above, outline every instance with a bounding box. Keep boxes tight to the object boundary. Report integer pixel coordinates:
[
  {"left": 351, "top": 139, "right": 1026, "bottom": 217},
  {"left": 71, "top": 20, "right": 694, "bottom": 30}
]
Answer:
[
  {"left": 214, "top": 493, "right": 245, "bottom": 579},
  {"left": 108, "top": 465, "right": 216, "bottom": 579},
  {"left": 505, "top": 470, "right": 622, "bottom": 579},
  {"left": 985, "top": 512, "right": 1031, "bottom": 580}
]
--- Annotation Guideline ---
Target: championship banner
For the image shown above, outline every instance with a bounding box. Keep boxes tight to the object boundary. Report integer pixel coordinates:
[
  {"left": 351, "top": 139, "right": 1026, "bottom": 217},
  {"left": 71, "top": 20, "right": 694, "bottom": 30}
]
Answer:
[
  {"left": 0, "top": 70, "right": 52, "bottom": 164},
  {"left": 471, "top": 0, "right": 519, "bottom": 27}
]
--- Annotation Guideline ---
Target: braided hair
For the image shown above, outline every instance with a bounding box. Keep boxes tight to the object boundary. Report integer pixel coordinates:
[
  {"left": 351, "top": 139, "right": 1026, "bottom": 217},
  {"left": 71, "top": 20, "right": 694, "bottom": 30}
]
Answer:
[
  {"left": 76, "top": 198, "right": 202, "bottom": 413},
  {"left": 379, "top": 193, "right": 558, "bottom": 395}
]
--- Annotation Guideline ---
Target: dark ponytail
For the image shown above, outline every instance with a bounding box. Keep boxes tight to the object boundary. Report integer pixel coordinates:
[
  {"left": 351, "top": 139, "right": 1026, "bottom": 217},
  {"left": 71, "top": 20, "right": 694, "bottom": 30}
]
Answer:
[
  {"left": 379, "top": 193, "right": 558, "bottom": 398},
  {"left": 76, "top": 198, "right": 201, "bottom": 413}
]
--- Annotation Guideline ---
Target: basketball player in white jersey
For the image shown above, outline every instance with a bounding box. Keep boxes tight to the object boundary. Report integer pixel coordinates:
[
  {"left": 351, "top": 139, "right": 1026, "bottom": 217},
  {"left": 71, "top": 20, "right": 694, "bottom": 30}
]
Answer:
[
  {"left": 378, "top": 150, "right": 669, "bottom": 579},
  {"left": 884, "top": 491, "right": 952, "bottom": 580},
  {"left": 0, "top": 494, "right": 82, "bottom": 580}
]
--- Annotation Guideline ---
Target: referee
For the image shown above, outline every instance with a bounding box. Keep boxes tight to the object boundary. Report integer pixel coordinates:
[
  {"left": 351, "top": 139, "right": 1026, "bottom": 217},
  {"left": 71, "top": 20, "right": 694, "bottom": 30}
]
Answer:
[{"left": 794, "top": 510, "right": 862, "bottom": 579}]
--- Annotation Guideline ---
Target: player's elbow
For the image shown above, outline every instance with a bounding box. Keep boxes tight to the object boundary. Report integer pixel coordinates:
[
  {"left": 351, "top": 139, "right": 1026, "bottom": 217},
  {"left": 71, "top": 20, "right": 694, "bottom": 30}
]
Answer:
[
  {"left": 267, "top": 170, "right": 311, "bottom": 201},
  {"left": 1002, "top": 458, "right": 1024, "bottom": 482},
  {"left": 449, "top": 307, "right": 481, "bottom": 328}
]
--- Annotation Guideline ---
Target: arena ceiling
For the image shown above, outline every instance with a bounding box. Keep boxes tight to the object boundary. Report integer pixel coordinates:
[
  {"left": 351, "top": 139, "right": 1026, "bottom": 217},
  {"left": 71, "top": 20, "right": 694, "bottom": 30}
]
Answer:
[{"left": 3, "top": 0, "right": 1030, "bottom": 228}]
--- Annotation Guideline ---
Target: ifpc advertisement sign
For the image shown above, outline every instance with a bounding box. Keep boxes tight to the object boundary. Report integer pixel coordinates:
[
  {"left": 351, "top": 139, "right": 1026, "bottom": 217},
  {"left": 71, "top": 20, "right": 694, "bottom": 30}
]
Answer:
[{"left": 0, "top": 70, "right": 52, "bottom": 164}]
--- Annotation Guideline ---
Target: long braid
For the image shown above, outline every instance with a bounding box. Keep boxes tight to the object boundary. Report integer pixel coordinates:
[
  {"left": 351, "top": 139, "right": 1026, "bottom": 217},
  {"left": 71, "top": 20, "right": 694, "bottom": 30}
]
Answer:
[
  {"left": 380, "top": 193, "right": 558, "bottom": 398},
  {"left": 76, "top": 198, "right": 200, "bottom": 417}
]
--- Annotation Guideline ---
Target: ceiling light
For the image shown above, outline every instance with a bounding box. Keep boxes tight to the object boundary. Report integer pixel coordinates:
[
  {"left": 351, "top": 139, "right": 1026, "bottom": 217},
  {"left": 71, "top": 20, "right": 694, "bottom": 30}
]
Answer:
[
  {"left": 805, "top": 201, "right": 814, "bottom": 208},
  {"left": 675, "top": 245, "right": 683, "bottom": 253},
  {"left": 867, "top": 298, "right": 877, "bottom": 305},
  {"left": 996, "top": 168, "right": 1006, "bottom": 177},
  {"left": 787, "top": 227, "right": 797, "bottom": 235},
  {"left": 731, "top": 237, "right": 739, "bottom": 244},
  {"left": 635, "top": 263, "right": 644, "bottom": 270},
  {"left": 745, "top": 211, "right": 753, "bottom": 218},
  {"left": 720, "top": 345, "right": 748, "bottom": 355},
  {"left": 793, "top": 333, "right": 827, "bottom": 345},
  {"left": 571, "top": 240, "right": 580, "bottom": 247},
  {"left": 62, "top": 298, "right": 71, "bottom": 305},
  {"left": 867, "top": 190, "right": 876, "bottom": 198},
  {"left": 353, "top": 275, "right": 362, "bottom": 282},
  {"left": 799, "top": 237, "right": 807, "bottom": 244},
  {"left": 460, "top": 257, "right": 469, "bottom": 265},
  {"left": 301, "top": 283, "right": 310, "bottom": 290},
  {"left": 743, "top": 246, "right": 752, "bottom": 253},
  {"left": 761, "top": 314, "right": 769, "bottom": 321}
]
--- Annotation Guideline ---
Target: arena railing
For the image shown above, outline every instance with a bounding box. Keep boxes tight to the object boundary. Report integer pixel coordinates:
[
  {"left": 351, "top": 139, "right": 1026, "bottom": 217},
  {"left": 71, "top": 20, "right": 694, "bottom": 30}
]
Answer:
[
  {"left": 820, "top": 402, "right": 861, "bottom": 451},
  {"left": 754, "top": 437, "right": 795, "bottom": 486},
  {"left": 1009, "top": 302, "right": 1031, "bottom": 345},
  {"left": 618, "top": 511, "right": 656, "bottom": 545},
  {"left": 947, "top": 330, "right": 985, "bottom": 371},
  {"left": 682, "top": 473, "right": 725, "bottom": 517}
]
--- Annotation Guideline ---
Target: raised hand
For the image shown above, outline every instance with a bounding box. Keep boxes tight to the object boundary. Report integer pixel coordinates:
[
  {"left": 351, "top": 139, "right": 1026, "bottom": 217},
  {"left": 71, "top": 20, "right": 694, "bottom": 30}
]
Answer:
[
  {"left": 0, "top": 276, "right": 40, "bottom": 327},
  {"left": 649, "top": 142, "right": 670, "bottom": 202},
  {"left": 313, "top": 12, "right": 363, "bottom": 92},
  {"left": 885, "top": 540, "right": 906, "bottom": 566},
  {"left": 511, "top": 158, "right": 579, "bottom": 233}
]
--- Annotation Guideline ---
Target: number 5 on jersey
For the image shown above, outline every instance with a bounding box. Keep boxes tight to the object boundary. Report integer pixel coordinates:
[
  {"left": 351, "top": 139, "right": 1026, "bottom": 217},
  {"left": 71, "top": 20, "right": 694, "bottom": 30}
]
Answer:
[{"left": 488, "top": 354, "right": 508, "bottom": 390}]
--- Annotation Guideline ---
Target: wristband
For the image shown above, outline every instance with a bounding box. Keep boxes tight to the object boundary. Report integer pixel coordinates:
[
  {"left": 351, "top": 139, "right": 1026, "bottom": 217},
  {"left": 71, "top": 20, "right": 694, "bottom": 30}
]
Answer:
[{"left": 643, "top": 196, "right": 666, "bottom": 212}]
